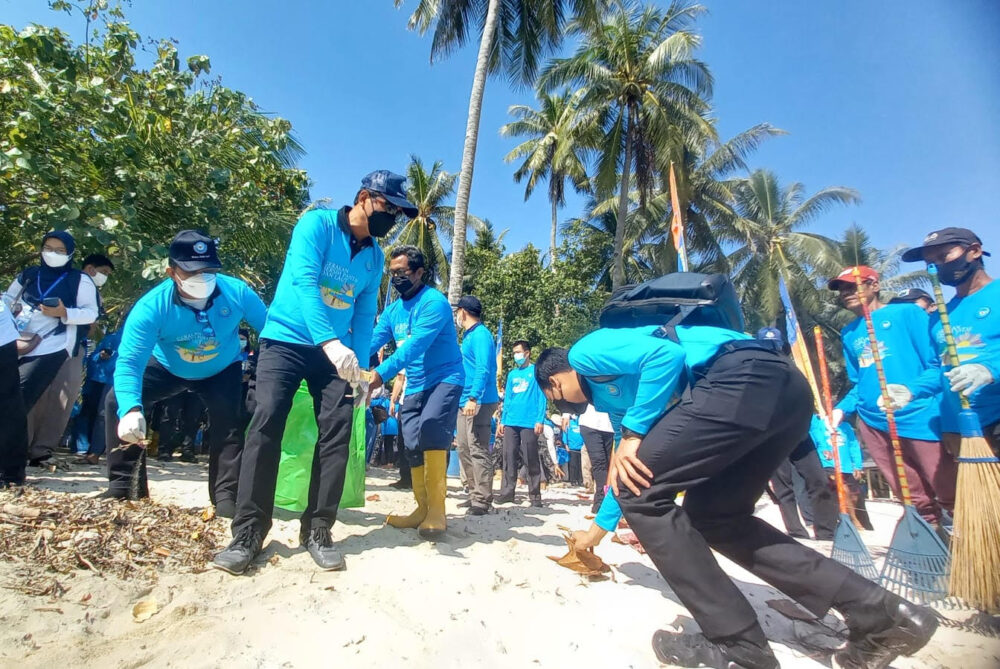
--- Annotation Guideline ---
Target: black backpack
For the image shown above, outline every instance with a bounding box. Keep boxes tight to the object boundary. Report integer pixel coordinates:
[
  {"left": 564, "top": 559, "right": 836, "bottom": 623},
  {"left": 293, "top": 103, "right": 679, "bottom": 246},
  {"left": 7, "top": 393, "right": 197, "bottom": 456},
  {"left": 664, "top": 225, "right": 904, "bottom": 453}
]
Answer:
[{"left": 598, "top": 272, "right": 745, "bottom": 334}]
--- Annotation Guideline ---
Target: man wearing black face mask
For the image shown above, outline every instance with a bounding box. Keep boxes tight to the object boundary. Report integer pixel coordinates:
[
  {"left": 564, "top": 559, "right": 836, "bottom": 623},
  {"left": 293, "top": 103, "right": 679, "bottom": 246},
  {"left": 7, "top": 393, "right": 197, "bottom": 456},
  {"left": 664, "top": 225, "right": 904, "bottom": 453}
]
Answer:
[
  {"left": 216, "top": 171, "right": 417, "bottom": 575},
  {"left": 903, "top": 227, "right": 999, "bottom": 454},
  {"left": 368, "top": 246, "right": 464, "bottom": 540}
]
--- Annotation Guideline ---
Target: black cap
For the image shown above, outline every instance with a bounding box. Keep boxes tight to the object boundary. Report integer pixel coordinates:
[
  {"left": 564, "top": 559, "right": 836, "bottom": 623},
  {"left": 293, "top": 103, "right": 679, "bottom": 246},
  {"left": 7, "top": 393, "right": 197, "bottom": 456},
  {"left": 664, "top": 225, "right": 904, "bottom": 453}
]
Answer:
[
  {"left": 901, "top": 227, "right": 991, "bottom": 262},
  {"left": 889, "top": 288, "right": 934, "bottom": 304},
  {"left": 169, "top": 230, "right": 222, "bottom": 272},
  {"left": 457, "top": 295, "right": 483, "bottom": 317},
  {"left": 360, "top": 170, "right": 418, "bottom": 218}
]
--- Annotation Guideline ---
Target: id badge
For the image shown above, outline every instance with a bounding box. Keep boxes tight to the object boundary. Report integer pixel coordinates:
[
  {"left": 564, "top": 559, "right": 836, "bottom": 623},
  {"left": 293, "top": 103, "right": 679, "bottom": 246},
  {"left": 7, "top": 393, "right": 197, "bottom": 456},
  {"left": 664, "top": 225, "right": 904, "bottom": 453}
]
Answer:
[{"left": 14, "top": 305, "right": 33, "bottom": 333}]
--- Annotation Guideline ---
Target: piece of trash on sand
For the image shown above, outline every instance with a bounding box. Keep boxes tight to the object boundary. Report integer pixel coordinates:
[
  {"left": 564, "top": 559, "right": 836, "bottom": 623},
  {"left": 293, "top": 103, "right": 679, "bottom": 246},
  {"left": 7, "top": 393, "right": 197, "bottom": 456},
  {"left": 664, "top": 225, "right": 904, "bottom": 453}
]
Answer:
[
  {"left": 132, "top": 597, "right": 159, "bottom": 622},
  {"left": 366, "top": 494, "right": 380, "bottom": 502},
  {"left": 548, "top": 535, "right": 611, "bottom": 578}
]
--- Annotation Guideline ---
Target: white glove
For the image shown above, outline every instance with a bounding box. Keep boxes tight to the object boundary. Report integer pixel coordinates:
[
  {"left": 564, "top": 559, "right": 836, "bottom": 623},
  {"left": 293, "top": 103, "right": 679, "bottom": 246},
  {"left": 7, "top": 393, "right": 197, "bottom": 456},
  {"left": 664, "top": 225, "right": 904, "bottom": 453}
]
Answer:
[
  {"left": 826, "top": 408, "right": 844, "bottom": 436},
  {"left": 118, "top": 410, "right": 147, "bottom": 444},
  {"left": 945, "top": 363, "right": 994, "bottom": 397},
  {"left": 322, "top": 339, "right": 361, "bottom": 384},
  {"left": 877, "top": 384, "right": 913, "bottom": 411}
]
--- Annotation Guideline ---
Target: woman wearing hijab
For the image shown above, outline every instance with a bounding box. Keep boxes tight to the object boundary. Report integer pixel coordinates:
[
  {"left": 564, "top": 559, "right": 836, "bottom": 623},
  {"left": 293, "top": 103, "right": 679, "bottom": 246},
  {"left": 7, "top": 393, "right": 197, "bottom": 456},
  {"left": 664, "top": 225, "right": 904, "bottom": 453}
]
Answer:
[{"left": 3, "top": 230, "right": 99, "bottom": 414}]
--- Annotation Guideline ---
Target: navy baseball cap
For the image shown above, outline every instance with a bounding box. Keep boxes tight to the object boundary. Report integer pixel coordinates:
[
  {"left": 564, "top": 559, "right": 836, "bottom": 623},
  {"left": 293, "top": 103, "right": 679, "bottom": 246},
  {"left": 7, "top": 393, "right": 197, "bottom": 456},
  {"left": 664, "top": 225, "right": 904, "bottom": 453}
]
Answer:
[
  {"left": 756, "top": 327, "right": 785, "bottom": 346},
  {"left": 361, "top": 170, "right": 418, "bottom": 218},
  {"left": 169, "top": 230, "right": 222, "bottom": 272},
  {"left": 901, "top": 227, "right": 991, "bottom": 263},
  {"left": 889, "top": 288, "right": 934, "bottom": 304},
  {"left": 457, "top": 295, "right": 483, "bottom": 317}
]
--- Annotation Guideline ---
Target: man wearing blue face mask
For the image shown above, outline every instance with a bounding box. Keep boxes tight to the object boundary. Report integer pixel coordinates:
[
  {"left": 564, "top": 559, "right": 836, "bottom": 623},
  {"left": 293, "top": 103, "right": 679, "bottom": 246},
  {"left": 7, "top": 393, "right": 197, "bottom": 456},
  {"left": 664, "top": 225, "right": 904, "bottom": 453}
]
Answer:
[
  {"left": 496, "top": 340, "right": 548, "bottom": 506},
  {"left": 106, "top": 231, "right": 267, "bottom": 512}
]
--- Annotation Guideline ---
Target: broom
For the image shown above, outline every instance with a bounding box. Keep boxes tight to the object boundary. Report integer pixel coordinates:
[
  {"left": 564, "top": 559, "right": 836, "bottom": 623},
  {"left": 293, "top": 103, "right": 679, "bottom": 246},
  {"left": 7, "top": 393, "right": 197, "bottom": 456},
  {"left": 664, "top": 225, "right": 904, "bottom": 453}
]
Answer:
[
  {"left": 928, "top": 264, "right": 1000, "bottom": 612},
  {"left": 852, "top": 267, "right": 951, "bottom": 605},
  {"left": 813, "top": 325, "right": 879, "bottom": 580}
]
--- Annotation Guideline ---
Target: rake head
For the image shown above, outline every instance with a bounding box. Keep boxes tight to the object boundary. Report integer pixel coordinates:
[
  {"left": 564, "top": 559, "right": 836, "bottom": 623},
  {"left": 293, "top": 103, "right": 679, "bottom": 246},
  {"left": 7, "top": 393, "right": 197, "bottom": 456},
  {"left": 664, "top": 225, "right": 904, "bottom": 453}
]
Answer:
[
  {"left": 879, "top": 505, "right": 952, "bottom": 606},
  {"left": 831, "top": 513, "right": 879, "bottom": 581}
]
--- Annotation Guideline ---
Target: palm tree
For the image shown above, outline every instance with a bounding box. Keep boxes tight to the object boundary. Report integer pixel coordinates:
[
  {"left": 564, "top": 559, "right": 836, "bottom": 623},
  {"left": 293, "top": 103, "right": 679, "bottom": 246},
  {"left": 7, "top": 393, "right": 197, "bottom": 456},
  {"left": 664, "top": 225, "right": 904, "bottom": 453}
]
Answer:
[
  {"left": 384, "top": 155, "right": 486, "bottom": 293},
  {"left": 539, "top": 0, "right": 714, "bottom": 289},
  {"left": 501, "top": 89, "right": 594, "bottom": 269},
  {"left": 716, "top": 169, "right": 861, "bottom": 328},
  {"left": 396, "top": 0, "right": 606, "bottom": 306}
]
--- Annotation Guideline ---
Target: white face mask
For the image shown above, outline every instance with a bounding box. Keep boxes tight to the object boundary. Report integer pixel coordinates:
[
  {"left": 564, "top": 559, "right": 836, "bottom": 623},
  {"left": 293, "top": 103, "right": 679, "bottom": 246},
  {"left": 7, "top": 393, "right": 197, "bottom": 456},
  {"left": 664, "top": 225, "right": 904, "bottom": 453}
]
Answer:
[
  {"left": 91, "top": 272, "right": 109, "bottom": 288},
  {"left": 177, "top": 272, "right": 217, "bottom": 299},
  {"left": 239, "top": 338, "right": 248, "bottom": 351},
  {"left": 42, "top": 251, "right": 70, "bottom": 268}
]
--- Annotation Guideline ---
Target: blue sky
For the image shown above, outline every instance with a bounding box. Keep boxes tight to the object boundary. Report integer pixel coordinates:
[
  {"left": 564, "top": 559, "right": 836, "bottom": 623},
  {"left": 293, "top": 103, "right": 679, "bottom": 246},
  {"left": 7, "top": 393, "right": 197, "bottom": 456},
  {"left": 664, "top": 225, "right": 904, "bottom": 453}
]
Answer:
[{"left": 5, "top": 0, "right": 999, "bottom": 264}]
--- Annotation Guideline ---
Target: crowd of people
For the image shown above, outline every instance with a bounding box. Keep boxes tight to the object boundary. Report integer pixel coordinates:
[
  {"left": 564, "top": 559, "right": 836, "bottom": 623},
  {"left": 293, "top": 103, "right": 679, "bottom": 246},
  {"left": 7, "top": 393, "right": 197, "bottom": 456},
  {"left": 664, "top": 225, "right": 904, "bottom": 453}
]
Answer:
[{"left": 1, "top": 163, "right": 996, "bottom": 668}]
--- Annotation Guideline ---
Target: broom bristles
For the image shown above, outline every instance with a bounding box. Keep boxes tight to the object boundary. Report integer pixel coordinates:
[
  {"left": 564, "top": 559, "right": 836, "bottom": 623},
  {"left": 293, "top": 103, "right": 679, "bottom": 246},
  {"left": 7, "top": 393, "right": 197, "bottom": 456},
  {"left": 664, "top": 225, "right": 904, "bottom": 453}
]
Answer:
[{"left": 950, "top": 433, "right": 1000, "bottom": 613}]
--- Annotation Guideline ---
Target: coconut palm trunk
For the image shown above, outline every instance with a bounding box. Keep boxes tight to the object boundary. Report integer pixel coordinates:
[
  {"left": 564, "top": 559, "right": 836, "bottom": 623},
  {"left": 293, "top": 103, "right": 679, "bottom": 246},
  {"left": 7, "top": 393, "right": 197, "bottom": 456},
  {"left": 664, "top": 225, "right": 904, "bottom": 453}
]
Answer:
[
  {"left": 612, "top": 107, "right": 633, "bottom": 290},
  {"left": 550, "top": 196, "right": 559, "bottom": 272},
  {"left": 447, "top": 0, "right": 501, "bottom": 307}
]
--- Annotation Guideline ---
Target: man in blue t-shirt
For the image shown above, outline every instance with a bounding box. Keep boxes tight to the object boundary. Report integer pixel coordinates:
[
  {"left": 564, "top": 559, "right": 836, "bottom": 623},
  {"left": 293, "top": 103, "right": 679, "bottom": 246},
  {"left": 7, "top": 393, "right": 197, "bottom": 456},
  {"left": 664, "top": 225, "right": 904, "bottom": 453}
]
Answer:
[
  {"left": 535, "top": 325, "right": 937, "bottom": 669},
  {"left": 107, "top": 231, "right": 267, "bottom": 507},
  {"left": 497, "top": 340, "right": 548, "bottom": 506},
  {"left": 215, "top": 171, "right": 416, "bottom": 576},
  {"left": 828, "top": 265, "right": 955, "bottom": 525},
  {"left": 454, "top": 295, "right": 499, "bottom": 515},
  {"left": 369, "top": 246, "right": 464, "bottom": 540},
  {"left": 903, "top": 227, "right": 999, "bottom": 456}
]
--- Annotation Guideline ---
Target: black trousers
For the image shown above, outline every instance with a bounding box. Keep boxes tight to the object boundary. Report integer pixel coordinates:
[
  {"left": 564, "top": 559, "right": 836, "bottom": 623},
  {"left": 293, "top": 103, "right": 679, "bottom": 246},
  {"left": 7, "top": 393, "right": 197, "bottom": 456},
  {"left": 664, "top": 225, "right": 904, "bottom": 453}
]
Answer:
[
  {"left": 616, "top": 349, "right": 852, "bottom": 641},
  {"left": 106, "top": 359, "right": 244, "bottom": 503},
  {"left": 567, "top": 450, "right": 583, "bottom": 486},
  {"left": 500, "top": 426, "right": 541, "bottom": 497},
  {"left": 18, "top": 349, "right": 68, "bottom": 412},
  {"left": 399, "top": 382, "right": 463, "bottom": 468},
  {"left": 581, "top": 425, "right": 614, "bottom": 511},
  {"left": 74, "top": 380, "right": 110, "bottom": 456},
  {"left": 0, "top": 341, "right": 29, "bottom": 484},
  {"left": 232, "top": 340, "right": 353, "bottom": 535},
  {"left": 157, "top": 391, "right": 203, "bottom": 457},
  {"left": 770, "top": 439, "right": 839, "bottom": 540}
]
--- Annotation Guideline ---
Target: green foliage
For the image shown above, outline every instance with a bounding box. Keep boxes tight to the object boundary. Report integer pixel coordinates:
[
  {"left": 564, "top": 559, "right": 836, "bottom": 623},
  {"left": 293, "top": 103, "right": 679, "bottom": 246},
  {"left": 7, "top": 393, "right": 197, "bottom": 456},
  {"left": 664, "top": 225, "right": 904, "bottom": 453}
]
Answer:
[
  {"left": 0, "top": 11, "right": 309, "bottom": 315},
  {"left": 462, "top": 240, "right": 608, "bottom": 377}
]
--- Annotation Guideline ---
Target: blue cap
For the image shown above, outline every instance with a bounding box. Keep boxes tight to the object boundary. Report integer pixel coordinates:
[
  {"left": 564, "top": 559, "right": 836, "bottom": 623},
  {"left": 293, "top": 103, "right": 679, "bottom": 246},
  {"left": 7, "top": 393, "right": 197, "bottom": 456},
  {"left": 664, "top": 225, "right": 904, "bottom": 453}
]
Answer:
[
  {"left": 360, "top": 170, "right": 418, "bottom": 218},
  {"left": 756, "top": 327, "right": 785, "bottom": 345}
]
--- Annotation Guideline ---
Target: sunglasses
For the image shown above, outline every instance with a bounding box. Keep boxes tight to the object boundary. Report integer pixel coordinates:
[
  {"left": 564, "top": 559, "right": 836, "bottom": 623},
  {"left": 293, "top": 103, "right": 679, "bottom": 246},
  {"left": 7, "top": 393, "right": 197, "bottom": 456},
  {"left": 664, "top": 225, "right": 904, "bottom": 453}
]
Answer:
[
  {"left": 195, "top": 311, "right": 216, "bottom": 339},
  {"left": 374, "top": 195, "right": 402, "bottom": 217}
]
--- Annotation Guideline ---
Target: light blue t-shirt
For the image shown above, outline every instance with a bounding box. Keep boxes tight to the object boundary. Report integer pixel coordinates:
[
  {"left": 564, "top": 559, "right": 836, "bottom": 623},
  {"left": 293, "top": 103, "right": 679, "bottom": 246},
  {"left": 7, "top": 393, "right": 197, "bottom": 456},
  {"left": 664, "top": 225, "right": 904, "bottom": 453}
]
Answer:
[
  {"left": 931, "top": 279, "right": 1000, "bottom": 431},
  {"left": 115, "top": 275, "right": 267, "bottom": 418},
  {"left": 837, "top": 303, "right": 942, "bottom": 441},
  {"left": 500, "top": 364, "right": 547, "bottom": 429},
  {"left": 460, "top": 322, "right": 500, "bottom": 405}
]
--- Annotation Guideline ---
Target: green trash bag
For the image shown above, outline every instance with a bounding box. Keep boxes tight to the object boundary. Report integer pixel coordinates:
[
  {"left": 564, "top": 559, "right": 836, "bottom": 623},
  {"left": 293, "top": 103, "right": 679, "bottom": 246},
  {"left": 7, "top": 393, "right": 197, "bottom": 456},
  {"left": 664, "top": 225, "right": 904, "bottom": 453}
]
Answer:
[{"left": 273, "top": 381, "right": 366, "bottom": 512}]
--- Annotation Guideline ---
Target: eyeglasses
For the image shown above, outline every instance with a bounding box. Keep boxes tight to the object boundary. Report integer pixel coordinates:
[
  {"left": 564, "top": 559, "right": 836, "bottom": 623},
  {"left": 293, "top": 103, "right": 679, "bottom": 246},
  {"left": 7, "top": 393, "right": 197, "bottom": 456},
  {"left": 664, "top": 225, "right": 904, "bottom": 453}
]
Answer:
[
  {"left": 195, "top": 311, "right": 216, "bottom": 339},
  {"left": 374, "top": 195, "right": 402, "bottom": 217},
  {"left": 389, "top": 268, "right": 412, "bottom": 279}
]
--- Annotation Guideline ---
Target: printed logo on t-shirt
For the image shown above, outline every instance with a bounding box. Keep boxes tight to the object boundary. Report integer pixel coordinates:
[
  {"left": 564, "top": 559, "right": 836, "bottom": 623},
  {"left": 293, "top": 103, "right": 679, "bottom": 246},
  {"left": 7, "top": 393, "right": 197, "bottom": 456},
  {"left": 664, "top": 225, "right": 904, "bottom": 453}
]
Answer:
[
  {"left": 320, "top": 262, "right": 357, "bottom": 310},
  {"left": 512, "top": 377, "right": 530, "bottom": 393},
  {"left": 855, "top": 336, "right": 888, "bottom": 369},
  {"left": 880, "top": 320, "right": 892, "bottom": 330},
  {"left": 606, "top": 384, "right": 621, "bottom": 396},
  {"left": 936, "top": 326, "right": 984, "bottom": 365},
  {"left": 174, "top": 334, "right": 220, "bottom": 364},
  {"left": 977, "top": 307, "right": 990, "bottom": 319}
]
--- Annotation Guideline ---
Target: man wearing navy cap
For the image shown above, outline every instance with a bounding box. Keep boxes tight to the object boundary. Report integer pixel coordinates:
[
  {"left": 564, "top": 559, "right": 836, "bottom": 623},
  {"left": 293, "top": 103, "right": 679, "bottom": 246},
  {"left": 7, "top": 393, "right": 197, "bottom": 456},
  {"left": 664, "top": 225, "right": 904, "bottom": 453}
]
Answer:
[
  {"left": 903, "top": 227, "right": 999, "bottom": 455},
  {"left": 888, "top": 288, "right": 936, "bottom": 315},
  {"left": 216, "top": 171, "right": 416, "bottom": 574},
  {"left": 107, "top": 231, "right": 267, "bottom": 509}
]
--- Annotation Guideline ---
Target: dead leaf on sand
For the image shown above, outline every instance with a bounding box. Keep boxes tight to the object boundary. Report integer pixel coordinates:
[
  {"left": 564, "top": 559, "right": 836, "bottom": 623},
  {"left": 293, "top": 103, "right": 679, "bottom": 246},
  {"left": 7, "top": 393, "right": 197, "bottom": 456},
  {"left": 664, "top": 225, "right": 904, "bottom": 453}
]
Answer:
[
  {"left": 548, "top": 535, "right": 611, "bottom": 578},
  {"left": 366, "top": 494, "right": 380, "bottom": 502}
]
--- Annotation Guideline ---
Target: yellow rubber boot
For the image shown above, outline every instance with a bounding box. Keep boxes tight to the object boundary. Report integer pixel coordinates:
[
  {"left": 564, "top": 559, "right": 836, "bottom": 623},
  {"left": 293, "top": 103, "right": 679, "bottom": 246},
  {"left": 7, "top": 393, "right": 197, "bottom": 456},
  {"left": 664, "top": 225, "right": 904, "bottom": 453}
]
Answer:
[
  {"left": 418, "top": 451, "right": 448, "bottom": 540},
  {"left": 387, "top": 465, "right": 427, "bottom": 529}
]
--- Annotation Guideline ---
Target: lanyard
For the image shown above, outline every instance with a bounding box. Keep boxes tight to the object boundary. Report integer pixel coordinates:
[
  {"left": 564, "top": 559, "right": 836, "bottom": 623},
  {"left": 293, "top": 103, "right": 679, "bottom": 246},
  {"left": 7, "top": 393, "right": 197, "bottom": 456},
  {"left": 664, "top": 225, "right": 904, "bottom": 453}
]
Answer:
[{"left": 37, "top": 272, "right": 67, "bottom": 301}]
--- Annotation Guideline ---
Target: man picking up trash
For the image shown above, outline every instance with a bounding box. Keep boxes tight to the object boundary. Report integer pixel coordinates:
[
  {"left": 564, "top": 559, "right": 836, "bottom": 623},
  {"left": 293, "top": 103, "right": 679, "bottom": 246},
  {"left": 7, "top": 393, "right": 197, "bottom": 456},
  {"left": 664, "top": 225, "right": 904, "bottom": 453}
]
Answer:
[
  {"left": 107, "top": 231, "right": 266, "bottom": 511},
  {"left": 534, "top": 323, "right": 937, "bottom": 669},
  {"left": 214, "top": 171, "right": 415, "bottom": 575}
]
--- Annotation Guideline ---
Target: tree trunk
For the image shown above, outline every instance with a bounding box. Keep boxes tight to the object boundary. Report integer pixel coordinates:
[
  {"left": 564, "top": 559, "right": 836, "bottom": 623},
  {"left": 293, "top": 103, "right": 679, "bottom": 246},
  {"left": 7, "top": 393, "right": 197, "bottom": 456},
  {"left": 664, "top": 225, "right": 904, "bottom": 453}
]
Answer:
[
  {"left": 612, "top": 108, "right": 633, "bottom": 290},
  {"left": 446, "top": 0, "right": 502, "bottom": 307},
  {"left": 550, "top": 195, "right": 558, "bottom": 273}
]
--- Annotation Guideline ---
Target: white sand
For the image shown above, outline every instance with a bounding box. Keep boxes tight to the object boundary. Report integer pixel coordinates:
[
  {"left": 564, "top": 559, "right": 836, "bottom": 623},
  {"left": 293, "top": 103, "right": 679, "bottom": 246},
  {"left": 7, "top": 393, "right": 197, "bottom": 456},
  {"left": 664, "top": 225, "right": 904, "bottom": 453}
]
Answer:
[{"left": 1, "top": 458, "right": 997, "bottom": 669}]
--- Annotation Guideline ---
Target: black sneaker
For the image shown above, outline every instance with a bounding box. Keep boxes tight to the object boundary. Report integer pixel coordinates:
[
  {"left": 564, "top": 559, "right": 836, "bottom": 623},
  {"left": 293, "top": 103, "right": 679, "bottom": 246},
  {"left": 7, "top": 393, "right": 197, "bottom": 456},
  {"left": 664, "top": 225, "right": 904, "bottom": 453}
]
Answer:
[
  {"left": 389, "top": 478, "right": 412, "bottom": 490},
  {"left": 212, "top": 527, "right": 263, "bottom": 575},
  {"left": 652, "top": 631, "right": 778, "bottom": 669},
  {"left": 179, "top": 449, "right": 197, "bottom": 463},
  {"left": 457, "top": 499, "right": 471, "bottom": 508},
  {"left": 467, "top": 505, "right": 488, "bottom": 516},
  {"left": 494, "top": 493, "right": 515, "bottom": 505},
  {"left": 300, "top": 527, "right": 345, "bottom": 571},
  {"left": 529, "top": 496, "right": 544, "bottom": 507},
  {"left": 834, "top": 598, "right": 938, "bottom": 669}
]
